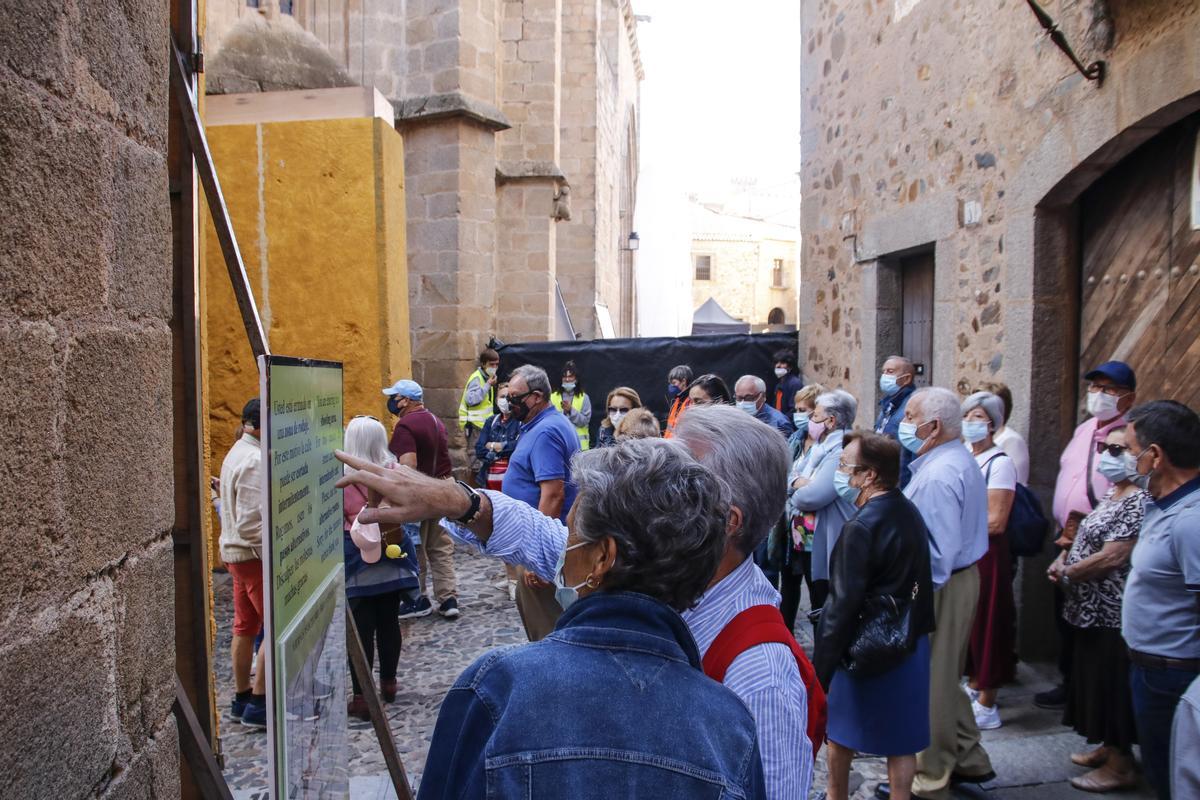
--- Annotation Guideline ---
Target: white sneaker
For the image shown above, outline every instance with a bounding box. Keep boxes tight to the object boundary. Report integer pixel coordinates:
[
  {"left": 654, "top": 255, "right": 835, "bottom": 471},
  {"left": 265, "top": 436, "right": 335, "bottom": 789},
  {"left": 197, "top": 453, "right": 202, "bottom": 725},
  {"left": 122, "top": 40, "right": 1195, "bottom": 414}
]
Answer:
[
  {"left": 973, "top": 700, "right": 1002, "bottom": 730},
  {"left": 961, "top": 683, "right": 980, "bottom": 703}
]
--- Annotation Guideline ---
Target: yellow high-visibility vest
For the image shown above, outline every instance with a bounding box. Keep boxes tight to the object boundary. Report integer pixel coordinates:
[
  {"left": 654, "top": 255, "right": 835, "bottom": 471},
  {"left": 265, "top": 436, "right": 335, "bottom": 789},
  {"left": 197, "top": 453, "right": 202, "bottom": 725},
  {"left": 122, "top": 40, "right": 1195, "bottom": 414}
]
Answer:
[
  {"left": 457, "top": 368, "right": 494, "bottom": 430},
  {"left": 550, "top": 390, "right": 590, "bottom": 450}
]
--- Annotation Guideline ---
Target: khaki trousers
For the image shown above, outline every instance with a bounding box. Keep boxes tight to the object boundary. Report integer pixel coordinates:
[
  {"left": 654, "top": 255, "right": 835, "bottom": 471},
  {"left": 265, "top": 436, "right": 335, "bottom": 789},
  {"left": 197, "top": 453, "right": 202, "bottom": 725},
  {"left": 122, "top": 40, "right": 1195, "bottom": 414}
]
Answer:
[
  {"left": 417, "top": 518, "right": 457, "bottom": 603},
  {"left": 912, "top": 564, "right": 993, "bottom": 800},
  {"left": 514, "top": 566, "right": 562, "bottom": 642}
]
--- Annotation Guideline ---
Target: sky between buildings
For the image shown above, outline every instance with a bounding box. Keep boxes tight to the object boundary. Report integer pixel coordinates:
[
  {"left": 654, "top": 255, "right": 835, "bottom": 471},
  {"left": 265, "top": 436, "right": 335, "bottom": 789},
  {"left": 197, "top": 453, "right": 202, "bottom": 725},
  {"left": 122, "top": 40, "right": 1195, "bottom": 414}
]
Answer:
[{"left": 634, "top": 0, "right": 802, "bottom": 336}]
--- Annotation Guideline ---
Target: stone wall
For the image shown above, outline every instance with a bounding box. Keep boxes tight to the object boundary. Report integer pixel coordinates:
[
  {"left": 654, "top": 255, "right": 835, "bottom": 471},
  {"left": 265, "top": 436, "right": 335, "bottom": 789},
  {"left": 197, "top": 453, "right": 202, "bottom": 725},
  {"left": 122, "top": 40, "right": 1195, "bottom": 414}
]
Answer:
[
  {"left": 0, "top": 0, "right": 180, "bottom": 796},
  {"left": 800, "top": 0, "right": 1200, "bottom": 432},
  {"left": 800, "top": 0, "right": 1200, "bottom": 657}
]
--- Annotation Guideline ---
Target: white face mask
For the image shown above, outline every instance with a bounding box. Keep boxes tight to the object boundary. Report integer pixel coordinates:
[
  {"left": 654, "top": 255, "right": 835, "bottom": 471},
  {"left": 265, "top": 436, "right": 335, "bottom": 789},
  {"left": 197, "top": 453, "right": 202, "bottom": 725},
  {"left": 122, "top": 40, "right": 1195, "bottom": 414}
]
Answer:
[
  {"left": 774, "top": 367, "right": 788, "bottom": 378},
  {"left": 736, "top": 400, "right": 758, "bottom": 415},
  {"left": 562, "top": 381, "right": 576, "bottom": 392},
  {"left": 609, "top": 410, "right": 628, "bottom": 427},
  {"left": 485, "top": 366, "right": 498, "bottom": 378},
  {"left": 497, "top": 398, "right": 510, "bottom": 414},
  {"left": 962, "top": 420, "right": 990, "bottom": 444},
  {"left": 1086, "top": 391, "right": 1122, "bottom": 422}
]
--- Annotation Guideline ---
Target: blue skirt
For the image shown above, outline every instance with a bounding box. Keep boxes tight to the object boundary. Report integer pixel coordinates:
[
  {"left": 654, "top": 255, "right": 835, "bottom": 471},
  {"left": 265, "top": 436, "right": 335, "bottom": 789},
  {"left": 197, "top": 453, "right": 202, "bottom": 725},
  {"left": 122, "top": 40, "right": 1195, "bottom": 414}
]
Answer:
[{"left": 826, "top": 635, "right": 931, "bottom": 756}]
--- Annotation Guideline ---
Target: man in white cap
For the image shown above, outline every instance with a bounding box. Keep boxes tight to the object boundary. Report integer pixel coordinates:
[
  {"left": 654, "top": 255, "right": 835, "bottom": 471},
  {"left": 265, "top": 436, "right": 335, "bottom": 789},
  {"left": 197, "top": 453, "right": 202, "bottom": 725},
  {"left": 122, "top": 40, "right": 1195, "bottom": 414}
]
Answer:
[{"left": 383, "top": 379, "right": 459, "bottom": 619}]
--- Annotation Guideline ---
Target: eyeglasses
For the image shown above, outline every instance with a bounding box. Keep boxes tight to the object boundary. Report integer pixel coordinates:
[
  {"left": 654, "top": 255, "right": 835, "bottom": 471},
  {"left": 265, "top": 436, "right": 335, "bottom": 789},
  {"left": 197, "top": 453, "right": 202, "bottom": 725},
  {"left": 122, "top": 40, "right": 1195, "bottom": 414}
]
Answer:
[
  {"left": 837, "top": 461, "right": 862, "bottom": 472},
  {"left": 607, "top": 406, "right": 632, "bottom": 414},
  {"left": 508, "top": 390, "right": 536, "bottom": 405},
  {"left": 1087, "top": 383, "right": 1130, "bottom": 397},
  {"left": 1095, "top": 442, "right": 1129, "bottom": 457},
  {"left": 735, "top": 394, "right": 761, "bottom": 403}
]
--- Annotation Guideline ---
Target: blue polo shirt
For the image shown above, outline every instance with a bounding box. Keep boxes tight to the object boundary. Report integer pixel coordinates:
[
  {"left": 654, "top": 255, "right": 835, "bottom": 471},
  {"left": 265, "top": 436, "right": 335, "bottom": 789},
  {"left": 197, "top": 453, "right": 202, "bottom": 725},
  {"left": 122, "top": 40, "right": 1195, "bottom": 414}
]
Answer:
[
  {"left": 502, "top": 406, "right": 580, "bottom": 521},
  {"left": 1123, "top": 476, "right": 1200, "bottom": 659}
]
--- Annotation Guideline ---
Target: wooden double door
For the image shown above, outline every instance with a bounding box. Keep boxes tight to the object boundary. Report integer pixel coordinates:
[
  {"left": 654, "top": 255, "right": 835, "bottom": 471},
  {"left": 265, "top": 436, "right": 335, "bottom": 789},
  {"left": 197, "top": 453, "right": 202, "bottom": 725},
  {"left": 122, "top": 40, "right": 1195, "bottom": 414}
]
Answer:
[{"left": 1079, "top": 113, "right": 1200, "bottom": 409}]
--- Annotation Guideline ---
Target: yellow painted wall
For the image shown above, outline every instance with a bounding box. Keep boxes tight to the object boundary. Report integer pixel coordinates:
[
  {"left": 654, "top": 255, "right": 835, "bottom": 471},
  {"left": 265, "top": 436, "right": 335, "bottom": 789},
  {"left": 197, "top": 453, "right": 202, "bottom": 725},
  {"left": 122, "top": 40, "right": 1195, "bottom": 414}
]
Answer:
[{"left": 202, "top": 116, "right": 411, "bottom": 559}]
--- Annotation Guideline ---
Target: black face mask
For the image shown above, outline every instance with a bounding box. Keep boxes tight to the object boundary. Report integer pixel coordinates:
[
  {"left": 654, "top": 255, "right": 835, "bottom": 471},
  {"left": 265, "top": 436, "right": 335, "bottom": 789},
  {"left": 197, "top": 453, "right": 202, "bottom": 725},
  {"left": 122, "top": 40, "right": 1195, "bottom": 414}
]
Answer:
[
  {"left": 509, "top": 395, "right": 532, "bottom": 422},
  {"left": 387, "top": 396, "right": 403, "bottom": 416}
]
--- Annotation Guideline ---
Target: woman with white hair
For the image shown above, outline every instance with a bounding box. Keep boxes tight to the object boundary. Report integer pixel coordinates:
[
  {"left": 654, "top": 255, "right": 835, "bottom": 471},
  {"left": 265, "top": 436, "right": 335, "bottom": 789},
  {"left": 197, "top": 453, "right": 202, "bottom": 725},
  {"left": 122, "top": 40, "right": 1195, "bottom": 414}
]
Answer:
[
  {"left": 342, "top": 415, "right": 420, "bottom": 719},
  {"left": 960, "top": 391, "right": 1017, "bottom": 730},
  {"left": 784, "top": 389, "right": 858, "bottom": 631}
]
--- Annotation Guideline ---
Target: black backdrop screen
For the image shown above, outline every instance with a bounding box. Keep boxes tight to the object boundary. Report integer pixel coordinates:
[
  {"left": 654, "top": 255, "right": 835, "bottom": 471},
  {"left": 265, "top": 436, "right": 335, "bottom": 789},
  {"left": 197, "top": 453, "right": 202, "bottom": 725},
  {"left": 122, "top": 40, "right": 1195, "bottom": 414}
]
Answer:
[{"left": 496, "top": 332, "right": 799, "bottom": 444}]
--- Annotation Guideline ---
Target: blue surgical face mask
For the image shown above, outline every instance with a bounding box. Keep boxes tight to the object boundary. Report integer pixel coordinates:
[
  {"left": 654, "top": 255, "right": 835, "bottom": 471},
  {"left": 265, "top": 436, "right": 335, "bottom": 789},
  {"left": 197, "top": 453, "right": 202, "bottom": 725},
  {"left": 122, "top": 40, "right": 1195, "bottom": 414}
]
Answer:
[
  {"left": 736, "top": 400, "right": 758, "bottom": 415},
  {"left": 898, "top": 420, "right": 925, "bottom": 454},
  {"left": 1097, "top": 451, "right": 1134, "bottom": 483},
  {"left": 962, "top": 420, "right": 990, "bottom": 444},
  {"left": 553, "top": 541, "right": 591, "bottom": 610},
  {"left": 880, "top": 373, "right": 899, "bottom": 396},
  {"left": 833, "top": 469, "right": 860, "bottom": 504},
  {"left": 562, "top": 381, "right": 576, "bottom": 392},
  {"left": 793, "top": 411, "right": 810, "bottom": 428},
  {"left": 667, "top": 384, "right": 682, "bottom": 399},
  {"left": 1128, "top": 450, "right": 1154, "bottom": 492}
]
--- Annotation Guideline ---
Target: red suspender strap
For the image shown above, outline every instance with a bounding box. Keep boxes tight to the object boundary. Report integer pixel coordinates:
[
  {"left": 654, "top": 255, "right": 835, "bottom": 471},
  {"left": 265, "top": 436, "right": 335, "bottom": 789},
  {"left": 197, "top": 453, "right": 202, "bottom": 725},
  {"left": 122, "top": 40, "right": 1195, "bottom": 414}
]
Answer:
[{"left": 702, "top": 605, "right": 828, "bottom": 754}]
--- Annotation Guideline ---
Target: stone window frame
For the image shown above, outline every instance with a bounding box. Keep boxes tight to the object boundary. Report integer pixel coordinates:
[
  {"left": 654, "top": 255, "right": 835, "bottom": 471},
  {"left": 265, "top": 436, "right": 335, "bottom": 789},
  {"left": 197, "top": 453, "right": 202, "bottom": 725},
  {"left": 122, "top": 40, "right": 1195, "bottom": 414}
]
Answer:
[
  {"left": 771, "top": 258, "right": 786, "bottom": 288},
  {"left": 694, "top": 253, "right": 714, "bottom": 281}
]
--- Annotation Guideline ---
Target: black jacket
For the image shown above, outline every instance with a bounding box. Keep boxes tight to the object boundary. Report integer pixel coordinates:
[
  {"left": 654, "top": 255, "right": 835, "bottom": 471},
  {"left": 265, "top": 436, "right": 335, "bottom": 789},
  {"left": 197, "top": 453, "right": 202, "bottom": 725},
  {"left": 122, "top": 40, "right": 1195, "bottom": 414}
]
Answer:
[{"left": 813, "top": 488, "right": 936, "bottom": 689}]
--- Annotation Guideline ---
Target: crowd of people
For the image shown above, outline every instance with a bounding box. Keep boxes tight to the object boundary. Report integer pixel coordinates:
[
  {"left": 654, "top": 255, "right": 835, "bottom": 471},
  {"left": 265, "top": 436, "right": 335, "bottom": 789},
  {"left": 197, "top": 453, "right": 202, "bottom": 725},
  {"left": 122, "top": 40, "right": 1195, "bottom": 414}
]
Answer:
[{"left": 214, "top": 344, "right": 1200, "bottom": 800}]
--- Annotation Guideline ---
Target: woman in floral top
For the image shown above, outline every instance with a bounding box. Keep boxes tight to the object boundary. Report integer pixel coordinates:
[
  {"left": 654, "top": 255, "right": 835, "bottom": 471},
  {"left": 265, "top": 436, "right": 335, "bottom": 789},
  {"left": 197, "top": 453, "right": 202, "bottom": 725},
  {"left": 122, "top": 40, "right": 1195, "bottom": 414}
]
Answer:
[{"left": 1048, "top": 424, "right": 1147, "bottom": 793}]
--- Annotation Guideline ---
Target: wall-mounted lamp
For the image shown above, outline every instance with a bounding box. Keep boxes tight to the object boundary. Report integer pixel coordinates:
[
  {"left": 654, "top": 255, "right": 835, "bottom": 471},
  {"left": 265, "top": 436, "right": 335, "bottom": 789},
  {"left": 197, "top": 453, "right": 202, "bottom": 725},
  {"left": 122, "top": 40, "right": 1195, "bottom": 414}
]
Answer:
[{"left": 623, "top": 231, "right": 640, "bottom": 252}]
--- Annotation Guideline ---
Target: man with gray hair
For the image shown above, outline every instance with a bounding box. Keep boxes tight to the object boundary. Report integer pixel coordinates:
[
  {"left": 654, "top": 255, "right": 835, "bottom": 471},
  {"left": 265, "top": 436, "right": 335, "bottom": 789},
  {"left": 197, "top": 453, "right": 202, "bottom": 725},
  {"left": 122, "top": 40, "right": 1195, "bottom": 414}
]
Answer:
[
  {"left": 877, "top": 386, "right": 992, "bottom": 800},
  {"left": 735, "top": 374, "right": 795, "bottom": 437},
  {"left": 334, "top": 404, "right": 822, "bottom": 799}
]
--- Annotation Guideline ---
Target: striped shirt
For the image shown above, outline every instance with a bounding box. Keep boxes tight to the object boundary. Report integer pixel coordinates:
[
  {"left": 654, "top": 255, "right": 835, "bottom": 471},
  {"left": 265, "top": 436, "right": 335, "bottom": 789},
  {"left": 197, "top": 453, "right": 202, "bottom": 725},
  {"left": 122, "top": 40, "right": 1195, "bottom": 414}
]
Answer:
[{"left": 444, "top": 491, "right": 814, "bottom": 800}]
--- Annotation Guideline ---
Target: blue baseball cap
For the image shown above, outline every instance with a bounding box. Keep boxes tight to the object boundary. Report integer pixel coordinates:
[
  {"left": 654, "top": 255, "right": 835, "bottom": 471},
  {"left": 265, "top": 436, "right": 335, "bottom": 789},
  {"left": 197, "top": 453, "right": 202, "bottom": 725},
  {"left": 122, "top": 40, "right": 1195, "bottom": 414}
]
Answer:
[
  {"left": 1084, "top": 361, "right": 1136, "bottom": 390},
  {"left": 382, "top": 379, "right": 423, "bottom": 401}
]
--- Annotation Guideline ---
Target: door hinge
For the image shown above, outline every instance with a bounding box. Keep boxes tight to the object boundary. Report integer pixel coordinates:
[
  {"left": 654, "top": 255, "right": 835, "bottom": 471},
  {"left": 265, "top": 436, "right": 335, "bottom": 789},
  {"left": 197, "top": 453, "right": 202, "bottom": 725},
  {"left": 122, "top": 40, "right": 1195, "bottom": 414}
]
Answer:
[{"left": 190, "top": 35, "right": 205, "bottom": 74}]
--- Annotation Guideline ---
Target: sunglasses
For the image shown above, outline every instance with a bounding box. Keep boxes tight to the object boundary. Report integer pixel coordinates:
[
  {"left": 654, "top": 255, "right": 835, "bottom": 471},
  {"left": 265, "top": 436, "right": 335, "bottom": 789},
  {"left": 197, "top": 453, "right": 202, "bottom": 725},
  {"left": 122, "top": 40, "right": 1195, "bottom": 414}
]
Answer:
[
  {"left": 508, "top": 390, "right": 537, "bottom": 405},
  {"left": 1095, "top": 442, "right": 1129, "bottom": 457},
  {"left": 607, "top": 407, "right": 632, "bottom": 414}
]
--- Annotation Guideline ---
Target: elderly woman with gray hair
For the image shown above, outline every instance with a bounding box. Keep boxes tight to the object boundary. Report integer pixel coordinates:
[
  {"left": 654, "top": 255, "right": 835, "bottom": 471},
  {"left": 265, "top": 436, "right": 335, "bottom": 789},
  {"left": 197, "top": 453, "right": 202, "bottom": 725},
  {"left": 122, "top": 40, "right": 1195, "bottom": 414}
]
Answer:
[
  {"left": 961, "top": 390, "right": 1018, "bottom": 731},
  {"left": 783, "top": 389, "right": 859, "bottom": 630},
  {"left": 337, "top": 439, "right": 767, "bottom": 799}
]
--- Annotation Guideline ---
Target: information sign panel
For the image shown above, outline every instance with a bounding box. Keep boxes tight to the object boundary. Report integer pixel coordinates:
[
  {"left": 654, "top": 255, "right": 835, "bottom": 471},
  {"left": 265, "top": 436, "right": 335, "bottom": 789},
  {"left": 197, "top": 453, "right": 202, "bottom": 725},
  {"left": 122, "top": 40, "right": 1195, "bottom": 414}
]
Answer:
[{"left": 259, "top": 355, "right": 348, "bottom": 799}]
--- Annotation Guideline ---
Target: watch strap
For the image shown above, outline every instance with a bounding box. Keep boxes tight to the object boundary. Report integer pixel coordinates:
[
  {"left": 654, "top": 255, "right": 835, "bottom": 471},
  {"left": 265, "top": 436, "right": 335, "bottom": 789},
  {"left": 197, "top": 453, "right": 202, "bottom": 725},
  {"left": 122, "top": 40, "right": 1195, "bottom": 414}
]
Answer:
[{"left": 454, "top": 480, "right": 482, "bottom": 524}]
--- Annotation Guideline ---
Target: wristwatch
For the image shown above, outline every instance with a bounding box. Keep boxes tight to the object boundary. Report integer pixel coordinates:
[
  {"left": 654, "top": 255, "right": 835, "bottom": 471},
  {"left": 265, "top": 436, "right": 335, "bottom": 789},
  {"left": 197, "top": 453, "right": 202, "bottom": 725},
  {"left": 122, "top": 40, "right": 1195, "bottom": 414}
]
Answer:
[{"left": 454, "top": 480, "right": 483, "bottom": 524}]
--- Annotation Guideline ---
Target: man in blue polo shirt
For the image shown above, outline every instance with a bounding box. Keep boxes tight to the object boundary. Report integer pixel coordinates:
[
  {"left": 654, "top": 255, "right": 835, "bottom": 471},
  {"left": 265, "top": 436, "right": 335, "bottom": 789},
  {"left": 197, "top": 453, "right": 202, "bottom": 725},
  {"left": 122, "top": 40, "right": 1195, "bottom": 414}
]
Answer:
[
  {"left": 1121, "top": 400, "right": 1200, "bottom": 800},
  {"left": 502, "top": 364, "right": 580, "bottom": 641}
]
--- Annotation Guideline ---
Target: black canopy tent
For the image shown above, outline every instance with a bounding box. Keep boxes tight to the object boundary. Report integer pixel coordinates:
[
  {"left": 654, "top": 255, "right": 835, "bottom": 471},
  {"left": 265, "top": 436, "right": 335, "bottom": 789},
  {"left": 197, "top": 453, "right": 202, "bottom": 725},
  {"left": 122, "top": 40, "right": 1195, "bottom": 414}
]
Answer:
[
  {"left": 494, "top": 331, "right": 800, "bottom": 446},
  {"left": 691, "top": 297, "right": 751, "bottom": 335}
]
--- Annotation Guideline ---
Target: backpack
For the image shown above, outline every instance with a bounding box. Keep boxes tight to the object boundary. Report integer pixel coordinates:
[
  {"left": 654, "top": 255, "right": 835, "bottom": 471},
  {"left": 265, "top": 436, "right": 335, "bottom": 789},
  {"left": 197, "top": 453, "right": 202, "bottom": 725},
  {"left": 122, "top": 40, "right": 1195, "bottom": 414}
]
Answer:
[
  {"left": 702, "top": 604, "right": 827, "bottom": 755},
  {"left": 984, "top": 453, "right": 1050, "bottom": 558}
]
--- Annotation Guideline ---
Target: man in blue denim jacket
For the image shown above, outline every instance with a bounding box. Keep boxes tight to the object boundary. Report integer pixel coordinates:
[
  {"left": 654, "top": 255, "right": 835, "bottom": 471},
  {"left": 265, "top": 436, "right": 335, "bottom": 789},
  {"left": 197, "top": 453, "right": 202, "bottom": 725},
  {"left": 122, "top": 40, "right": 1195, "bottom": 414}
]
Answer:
[{"left": 339, "top": 439, "right": 766, "bottom": 799}]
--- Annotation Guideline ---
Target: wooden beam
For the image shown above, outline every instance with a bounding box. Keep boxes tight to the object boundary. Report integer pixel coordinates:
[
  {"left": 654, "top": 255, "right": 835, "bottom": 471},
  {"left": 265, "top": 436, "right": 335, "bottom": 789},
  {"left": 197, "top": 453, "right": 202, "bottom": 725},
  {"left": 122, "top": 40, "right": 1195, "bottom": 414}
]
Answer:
[
  {"left": 346, "top": 607, "right": 415, "bottom": 800},
  {"left": 169, "top": 36, "right": 270, "bottom": 359},
  {"left": 174, "top": 676, "right": 236, "bottom": 800}
]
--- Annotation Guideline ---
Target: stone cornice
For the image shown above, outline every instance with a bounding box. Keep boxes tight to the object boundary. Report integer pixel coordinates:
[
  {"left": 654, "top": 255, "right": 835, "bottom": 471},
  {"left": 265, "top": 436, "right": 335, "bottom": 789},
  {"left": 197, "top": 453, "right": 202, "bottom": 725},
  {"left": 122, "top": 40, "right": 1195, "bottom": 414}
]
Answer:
[
  {"left": 393, "top": 92, "right": 511, "bottom": 132},
  {"left": 622, "top": 0, "right": 645, "bottom": 81},
  {"left": 495, "top": 160, "right": 566, "bottom": 184}
]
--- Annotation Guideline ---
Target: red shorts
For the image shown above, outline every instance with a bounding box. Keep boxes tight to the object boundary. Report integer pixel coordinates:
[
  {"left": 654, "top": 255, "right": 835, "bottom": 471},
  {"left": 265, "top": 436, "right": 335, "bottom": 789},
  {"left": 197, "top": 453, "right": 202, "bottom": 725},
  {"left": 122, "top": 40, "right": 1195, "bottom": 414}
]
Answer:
[{"left": 227, "top": 559, "right": 264, "bottom": 637}]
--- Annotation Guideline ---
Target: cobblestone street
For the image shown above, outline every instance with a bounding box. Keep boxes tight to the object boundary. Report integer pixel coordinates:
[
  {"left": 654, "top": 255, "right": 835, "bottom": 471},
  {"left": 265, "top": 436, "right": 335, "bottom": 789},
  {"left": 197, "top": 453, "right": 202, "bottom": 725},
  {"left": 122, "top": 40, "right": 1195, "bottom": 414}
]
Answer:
[{"left": 215, "top": 548, "right": 1157, "bottom": 799}]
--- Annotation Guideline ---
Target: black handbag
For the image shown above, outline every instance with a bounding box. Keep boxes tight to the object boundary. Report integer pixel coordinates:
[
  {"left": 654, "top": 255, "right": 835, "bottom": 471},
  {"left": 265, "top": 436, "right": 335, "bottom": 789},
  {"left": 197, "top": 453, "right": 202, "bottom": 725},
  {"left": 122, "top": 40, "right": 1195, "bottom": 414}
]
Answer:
[{"left": 842, "top": 582, "right": 919, "bottom": 677}]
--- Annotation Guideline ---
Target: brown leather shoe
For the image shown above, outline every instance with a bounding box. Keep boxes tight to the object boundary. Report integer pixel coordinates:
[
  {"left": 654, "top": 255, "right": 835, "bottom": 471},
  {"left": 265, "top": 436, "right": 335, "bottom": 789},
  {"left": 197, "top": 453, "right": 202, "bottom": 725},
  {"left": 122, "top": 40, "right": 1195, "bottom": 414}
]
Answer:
[
  {"left": 1070, "top": 766, "right": 1137, "bottom": 793},
  {"left": 347, "top": 694, "right": 370, "bottom": 721},
  {"left": 380, "top": 679, "right": 398, "bottom": 703},
  {"left": 1070, "top": 746, "right": 1109, "bottom": 768}
]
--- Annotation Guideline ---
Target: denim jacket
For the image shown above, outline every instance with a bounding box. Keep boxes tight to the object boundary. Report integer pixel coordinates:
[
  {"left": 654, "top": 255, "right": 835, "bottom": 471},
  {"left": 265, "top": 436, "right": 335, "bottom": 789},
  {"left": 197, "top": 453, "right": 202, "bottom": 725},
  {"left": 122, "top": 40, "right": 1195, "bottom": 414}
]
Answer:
[{"left": 417, "top": 591, "right": 767, "bottom": 800}]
